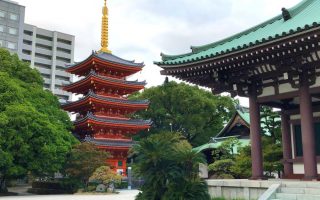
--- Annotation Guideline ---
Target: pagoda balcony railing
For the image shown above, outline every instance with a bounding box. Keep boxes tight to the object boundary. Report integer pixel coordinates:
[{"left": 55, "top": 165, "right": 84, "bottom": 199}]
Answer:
[
  {"left": 96, "top": 72, "right": 125, "bottom": 80},
  {"left": 75, "top": 112, "right": 152, "bottom": 126},
  {"left": 84, "top": 136, "right": 136, "bottom": 147},
  {"left": 94, "top": 113, "right": 128, "bottom": 119},
  {"left": 64, "top": 71, "right": 146, "bottom": 86},
  {"left": 61, "top": 90, "right": 150, "bottom": 105}
]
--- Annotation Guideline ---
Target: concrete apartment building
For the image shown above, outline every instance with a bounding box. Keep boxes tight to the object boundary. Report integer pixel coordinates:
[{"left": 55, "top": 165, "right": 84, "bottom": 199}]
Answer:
[
  {"left": 0, "top": 0, "right": 74, "bottom": 103},
  {"left": 0, "top": 0, "right": 25, "bottom": 54},
  {"left": 21, "top": 24, "right": 74, "bottom": 102}
]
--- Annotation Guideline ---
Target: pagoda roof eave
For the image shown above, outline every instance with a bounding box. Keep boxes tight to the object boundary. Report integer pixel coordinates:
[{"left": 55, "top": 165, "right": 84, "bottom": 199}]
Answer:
[
  {"left": 155, "top": 0, "right": 320, "bottom": 67},
  {"left": 61, "top": 91, "right": 149, "bottom": 111},
  {"left": 66, "top": 51, "right": 144, "bottom": 73},
  {"left": 88, "top": 138, "right": 135, "bottom": 148},
  {"left": 63, "top": 71, "right": 146, "bottom": 92},
  {"left": 74, "top": 113, "right": 152, "bottom": 128}
]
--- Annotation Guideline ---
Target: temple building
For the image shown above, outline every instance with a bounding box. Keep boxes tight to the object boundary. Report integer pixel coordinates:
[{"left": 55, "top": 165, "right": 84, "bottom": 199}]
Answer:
[
  {"left": 156, "top": 0, "right": 320, "bottom": 180},
  {"left": 62, "top": 0, "right": 151, "bottom": 175},
  {"left": 193, "top": 106, "right": 251, "bottom": 164}
]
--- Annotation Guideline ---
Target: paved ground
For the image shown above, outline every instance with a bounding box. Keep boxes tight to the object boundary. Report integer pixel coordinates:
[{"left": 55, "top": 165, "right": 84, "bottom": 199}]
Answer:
[{"left": 3, "top": 188, "right": 140, "bottom": 200}]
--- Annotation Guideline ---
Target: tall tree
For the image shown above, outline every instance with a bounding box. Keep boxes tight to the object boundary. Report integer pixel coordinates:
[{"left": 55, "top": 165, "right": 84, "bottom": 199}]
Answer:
[
  {"left": 64, "top": 142, "right": 110, "bottom": 190},
  {"left": 129, "top": 81, "right": 235, "bottom": 146},
  {"left": 0, "top": 49, "right": 77, "bottom": 192}
]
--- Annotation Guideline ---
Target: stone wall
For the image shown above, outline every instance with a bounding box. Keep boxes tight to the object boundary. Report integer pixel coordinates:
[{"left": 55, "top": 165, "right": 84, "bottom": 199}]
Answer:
[{"left": 206, "top": 179, "right": 278, "bottom": 200}]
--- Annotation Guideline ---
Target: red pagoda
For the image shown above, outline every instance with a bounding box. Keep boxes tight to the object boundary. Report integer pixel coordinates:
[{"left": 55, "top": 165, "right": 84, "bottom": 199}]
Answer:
[{"left": 62, "top": 0, "right": 151, "bottom": 175}]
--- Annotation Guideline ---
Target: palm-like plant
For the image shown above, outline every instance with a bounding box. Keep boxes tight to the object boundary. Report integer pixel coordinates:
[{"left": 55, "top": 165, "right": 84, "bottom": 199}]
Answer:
[{"left": 133, "top": 132, "right": 210, "bottom": 200}]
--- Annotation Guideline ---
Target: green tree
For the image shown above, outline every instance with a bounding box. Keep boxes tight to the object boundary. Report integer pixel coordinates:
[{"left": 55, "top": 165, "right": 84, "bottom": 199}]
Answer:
[
  {"left": 208, "top": 159, "right": 235, "bottom": 179},
  {"left": 211, "top": 138, "right": 240, "bottom": 162},
  {"left": 0, "top": 49, "right": 77, "bottom": 192},
  {"left": 260, "top": 106, "right": 281, "bottom": 143},
  {"left": 130, "top": 81, "right": 235, "bottom": 146},
  {"left": 208, "top": 138, "right": 240, "bottom": 178},
  {"left": 133, "top": 132, "right": 210, "bottom": 200},
  {"left": 64, "top": 142, "right": 110, "bottom": 190},
  {"left": 230, "top": 145, "right": 252, "bottom": 178},
  {"left": 227, "top": 106, "right": 283, "bottom": 178}
]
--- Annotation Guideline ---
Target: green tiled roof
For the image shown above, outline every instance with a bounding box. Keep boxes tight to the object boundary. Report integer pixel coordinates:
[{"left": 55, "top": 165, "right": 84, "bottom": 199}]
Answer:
[
  {"left": 193, "top": 139, "right": 250, "bottom": 153},
  {"left": 215, "top": 108, "right": 250, "bottom": 137},
  {"left": 193, "top": 106, "right": 280, "bottom": 153},
  {"left": 155, "top": 0, "right": 320, "bottom": 66}
]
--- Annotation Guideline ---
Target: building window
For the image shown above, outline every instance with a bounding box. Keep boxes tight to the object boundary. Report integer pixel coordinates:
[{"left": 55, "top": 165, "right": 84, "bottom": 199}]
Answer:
[
  {"left": 40, "top": 73, "right": 51, "bottom": 79},
  {"left": 9, "top": 13, "right": 18, "bottom": 21},
  {"left": 0, "top": 25, "right": 4, "bottom": 32},
  {"left": 35, "top": 63, "right": 51, "bottom": 70},
  {"left": 0, "top": 10, "right": 5, "bottom": 18},
  {"left": 23, "top": 40, "right": 32, "bottom": 45},
  {"left": 44, "top": 84, "right": 50, "bottom": 89},
  {"left": 22, "top": 49, "right": 31, "bottom": 55},
  {"left": 56, "top": 65, "right": 66, "bottom": 71},
  {"left": 22, "top": 59, "right": 31, "bottom": 63},
  {"left": 8, "top": 27, "right": 17, "bottom": 35},
  {"left": 36, "top": 43, "right": 52, "bottom": 50},
  {"left": 57, "top": 47, "right": 71, "bottom": 54},
  {"left": 24, "top": 30, "right": 33, "bottom": 36},
  {"left": 35, "top": 53, "right": 52, "bottom": 60},
  {"left": 7, "top": 42, "right": 16, "bottom": 50},
  {"left": 56, "top": 56, "right": 71, "bottom": 63},
  {"left": 36, "top": 34, "right": 52, "bottom": 41},
  {"left": 55, "top": 85, "right": 62, "bottom": 90},
  {"left": 57, "top": 38, "right": 72, "bottom": 45},
  {"left": 56, "top": 75, "right": 69, "bottom": 82}
]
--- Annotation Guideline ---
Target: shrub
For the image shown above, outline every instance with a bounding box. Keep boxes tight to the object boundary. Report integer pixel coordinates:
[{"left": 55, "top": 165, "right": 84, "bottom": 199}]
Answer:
[
  {"left": 115, "top": 181, "right": 128, "bottom": 189},
  {"left": 89, "top": 166, "right": 122, "bottom": 186},
  {"left": 133, "top": 132, "right": 210, "bottom": 200},
  {"left": 28, "top": 180, "right": 79, "bottom": 194},
  {"left": 208, "top": 159, "right": 235, "bottom": 179}
]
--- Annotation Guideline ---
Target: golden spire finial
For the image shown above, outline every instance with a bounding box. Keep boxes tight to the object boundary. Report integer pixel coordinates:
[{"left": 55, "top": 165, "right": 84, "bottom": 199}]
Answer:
[{"left": 100, "top": 0, "right": 111, "bottom": 53}]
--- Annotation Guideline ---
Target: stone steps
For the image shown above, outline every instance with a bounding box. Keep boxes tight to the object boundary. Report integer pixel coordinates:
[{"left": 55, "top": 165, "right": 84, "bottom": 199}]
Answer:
[
  {"left": 270, "top": 184, "right": 320, "bottom": 200},
  {"left": 273, "top": 193, "right": 320, "bottom": 200},
  {"left": 280, "top": 187, "right": 320, "bottom": 195}
]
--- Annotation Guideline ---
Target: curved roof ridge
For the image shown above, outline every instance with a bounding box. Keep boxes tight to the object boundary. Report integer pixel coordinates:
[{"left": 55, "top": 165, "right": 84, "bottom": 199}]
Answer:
[
  {"left": 67, "top": 52, "right": 95, "bottom": 69},
  {"left": 158, "top": 52, "right": 195, "bottom": 62},
  {"left": 95, "top": 52, "right": 144, "bottom": 67},
  {"left": 156, "top": 0, "right": 319, "bottom": 66},
  {"left": 189, "top": 0, "right": 310, "bottom": 54},
  {"left": 289, "top": 0, "right": 314, "bottom": 17}
]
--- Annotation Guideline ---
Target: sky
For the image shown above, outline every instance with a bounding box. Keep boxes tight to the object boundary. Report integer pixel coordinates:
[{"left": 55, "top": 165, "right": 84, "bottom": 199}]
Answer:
[{"left": 15, "top": 0, "right": 301, "bottom": 105}]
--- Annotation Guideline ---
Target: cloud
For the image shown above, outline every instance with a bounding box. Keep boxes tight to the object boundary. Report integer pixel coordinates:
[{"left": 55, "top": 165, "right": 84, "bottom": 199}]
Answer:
[{"left": 16, "top": 0, "right": 302, "bottom": 105}]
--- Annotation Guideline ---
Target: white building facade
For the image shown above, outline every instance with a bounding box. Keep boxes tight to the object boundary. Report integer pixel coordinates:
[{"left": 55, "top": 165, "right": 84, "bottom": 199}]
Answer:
[{"left": 0, "top": 0, "right": 74, "bottom": 102}]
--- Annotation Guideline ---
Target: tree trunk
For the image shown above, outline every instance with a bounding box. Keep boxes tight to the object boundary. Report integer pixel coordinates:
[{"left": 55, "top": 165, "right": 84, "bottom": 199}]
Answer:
[
  {"left": 83, "top": 179, "right": 88, "bottom": 191},
  {"left": 0, "top": 176, "right": 8, "bottom": 193}
]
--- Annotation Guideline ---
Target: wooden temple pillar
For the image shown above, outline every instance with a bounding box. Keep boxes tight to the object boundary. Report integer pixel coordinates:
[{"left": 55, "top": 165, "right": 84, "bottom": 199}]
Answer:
[
  {"left": 299, "top": 76, "right": 318, "bottom": 180},
  {"left": 280, "top": 111, "right": 293, "bottom": 178},
  {"left": 249, "top": 91, "right": 264, "bottom": 179}
]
